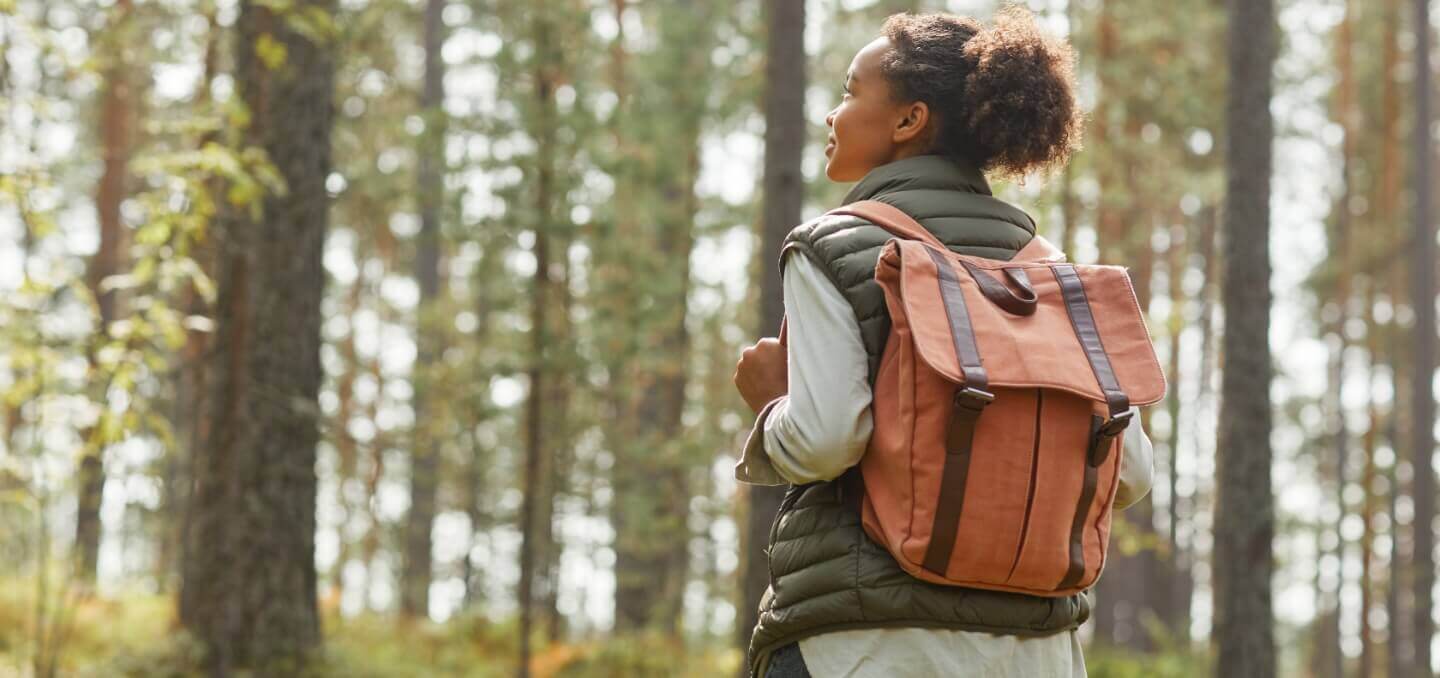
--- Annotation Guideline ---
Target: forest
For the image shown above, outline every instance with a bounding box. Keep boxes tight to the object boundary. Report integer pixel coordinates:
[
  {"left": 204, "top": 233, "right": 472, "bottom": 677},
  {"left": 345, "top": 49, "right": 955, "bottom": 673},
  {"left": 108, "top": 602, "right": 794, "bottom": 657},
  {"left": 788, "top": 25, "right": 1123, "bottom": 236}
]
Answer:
[{"left": 0, "top": 0, "right": 1435, "bottom": 676}]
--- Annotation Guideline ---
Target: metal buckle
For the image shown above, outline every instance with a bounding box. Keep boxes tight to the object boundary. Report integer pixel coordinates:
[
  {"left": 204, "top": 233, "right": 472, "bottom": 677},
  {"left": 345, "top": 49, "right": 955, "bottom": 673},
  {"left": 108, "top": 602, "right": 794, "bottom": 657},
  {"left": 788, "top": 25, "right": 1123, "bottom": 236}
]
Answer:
[
  {"left": 1098, "top": 410, "right": 1133, "bottom": 437},
  {"left": 953, "top": 386, "right": 995, "bottom": 410}
]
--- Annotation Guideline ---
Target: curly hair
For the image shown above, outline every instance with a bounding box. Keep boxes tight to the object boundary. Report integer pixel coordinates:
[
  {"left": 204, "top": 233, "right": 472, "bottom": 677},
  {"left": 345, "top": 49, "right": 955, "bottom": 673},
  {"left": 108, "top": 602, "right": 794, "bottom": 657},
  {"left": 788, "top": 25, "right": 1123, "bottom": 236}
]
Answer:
[{"left": 880, "top": 6, "right": 1083, "bottom": 179}]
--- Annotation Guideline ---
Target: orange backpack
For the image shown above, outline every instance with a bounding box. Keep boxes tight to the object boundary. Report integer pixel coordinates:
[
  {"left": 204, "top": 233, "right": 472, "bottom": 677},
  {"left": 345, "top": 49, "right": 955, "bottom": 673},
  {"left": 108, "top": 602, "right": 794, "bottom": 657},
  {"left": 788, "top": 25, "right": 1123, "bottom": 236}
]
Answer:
[{"left": 831, "top": 200, "right": 1167, "bottom": 597}]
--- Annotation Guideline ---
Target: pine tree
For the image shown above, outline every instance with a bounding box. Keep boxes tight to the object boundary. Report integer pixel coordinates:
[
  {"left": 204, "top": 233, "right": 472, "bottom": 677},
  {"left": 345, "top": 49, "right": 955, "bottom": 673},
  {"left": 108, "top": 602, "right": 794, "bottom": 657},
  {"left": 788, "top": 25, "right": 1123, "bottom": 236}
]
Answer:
[
  {"left": 738, "top": 0, "right": 805, "bottom": 658},
  {"left": 603, "top": 0, "right": 720, "bottom": 633},
  {"left": 400, "top": 0, "right": 448, "bottom": 620},
  {"left": 1408, "top": 0, "right": 1436, "bottom": 672},
  {"left": 1212, "top": 0, "right": 1277, "bottom": 674},
  {"left": 180, "top": 0, "right": 337, "bottom": 671},
  {"left": 77, "top": 0, "right": 138, "bottom": 585}
]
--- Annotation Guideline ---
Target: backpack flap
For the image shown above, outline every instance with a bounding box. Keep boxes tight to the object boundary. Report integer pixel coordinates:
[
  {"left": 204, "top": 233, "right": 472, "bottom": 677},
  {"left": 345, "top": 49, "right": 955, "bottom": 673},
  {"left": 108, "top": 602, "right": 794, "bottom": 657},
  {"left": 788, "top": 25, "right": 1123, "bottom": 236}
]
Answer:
[{"left": 875, "top": 239, "right": 1167, "bottom": 407}]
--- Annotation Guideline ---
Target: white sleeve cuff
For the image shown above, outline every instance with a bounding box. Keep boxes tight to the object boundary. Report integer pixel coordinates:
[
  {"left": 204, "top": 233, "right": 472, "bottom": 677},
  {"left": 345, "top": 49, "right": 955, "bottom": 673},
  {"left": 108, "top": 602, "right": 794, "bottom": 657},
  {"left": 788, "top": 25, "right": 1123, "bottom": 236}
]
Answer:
[
  {"left": 1114, "top": 406, "right": 1154, "bottom": 510},
  {"left": 734, "top": 396, "right": 789, "bottom": 486}
]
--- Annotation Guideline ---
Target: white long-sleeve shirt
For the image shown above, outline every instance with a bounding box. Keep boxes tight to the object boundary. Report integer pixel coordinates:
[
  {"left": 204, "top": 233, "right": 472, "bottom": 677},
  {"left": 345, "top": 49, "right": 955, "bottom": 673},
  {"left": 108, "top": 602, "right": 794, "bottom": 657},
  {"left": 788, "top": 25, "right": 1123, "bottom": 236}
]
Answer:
[{"left": 735, "top": 251, "right": 1155, "bottom": 677}]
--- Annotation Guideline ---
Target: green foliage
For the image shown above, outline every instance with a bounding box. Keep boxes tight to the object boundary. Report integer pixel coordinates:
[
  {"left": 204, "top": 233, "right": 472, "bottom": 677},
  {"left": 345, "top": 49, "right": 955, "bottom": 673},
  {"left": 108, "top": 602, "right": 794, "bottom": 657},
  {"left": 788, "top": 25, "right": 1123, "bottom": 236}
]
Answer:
[
  {"left": 0, "top": 579, "right": 184, "bottom": 677},
  {"left": 548, "top": 631, "right": 739, "bottom": 677},
  {"left": 311, "top": 612, "right": 515, "bottom": 678},
  {"left": 0, "top": 0, "right": 1414, "bottom": 674},
  {"left": 0, "top": 588, "right": 742, "bottom": 678},
  {"left": 1083, "top": 642, "right": 1211, "bottom": 678}
]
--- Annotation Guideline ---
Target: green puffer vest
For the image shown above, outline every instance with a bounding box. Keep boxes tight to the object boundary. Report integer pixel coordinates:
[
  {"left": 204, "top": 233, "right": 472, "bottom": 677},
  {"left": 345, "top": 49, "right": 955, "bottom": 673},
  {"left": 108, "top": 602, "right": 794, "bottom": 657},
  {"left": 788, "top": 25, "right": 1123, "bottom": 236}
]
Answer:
[{"left": 747, "top": 155, "right": 1091, "bottom": 676}]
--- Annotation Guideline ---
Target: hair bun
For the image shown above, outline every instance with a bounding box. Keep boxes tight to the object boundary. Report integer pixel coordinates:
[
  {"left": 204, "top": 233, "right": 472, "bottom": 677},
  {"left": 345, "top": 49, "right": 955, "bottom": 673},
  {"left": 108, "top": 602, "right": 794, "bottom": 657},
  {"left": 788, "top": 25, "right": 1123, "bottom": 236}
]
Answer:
[
  {"left": 881, "top": 6, "right": 1082, "bottom": 179},
  {"left": 959, "top": 6, "right": 1082, "bottom": 177}
]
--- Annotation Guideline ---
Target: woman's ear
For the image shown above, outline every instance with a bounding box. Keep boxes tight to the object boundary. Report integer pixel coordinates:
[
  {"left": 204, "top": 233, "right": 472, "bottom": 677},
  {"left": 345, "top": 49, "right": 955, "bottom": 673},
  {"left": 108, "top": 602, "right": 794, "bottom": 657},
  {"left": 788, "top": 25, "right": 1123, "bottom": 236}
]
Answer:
[{"left": 892, "top": 100, "right": 931, "bottom": 145}]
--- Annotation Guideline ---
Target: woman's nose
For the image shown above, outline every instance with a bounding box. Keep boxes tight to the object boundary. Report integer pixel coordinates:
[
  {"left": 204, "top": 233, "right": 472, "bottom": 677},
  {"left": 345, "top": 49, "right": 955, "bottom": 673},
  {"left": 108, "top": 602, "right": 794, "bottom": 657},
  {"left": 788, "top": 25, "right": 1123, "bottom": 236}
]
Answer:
[{"left": 825, "top": 109, "right": 836, "bottom": 127}]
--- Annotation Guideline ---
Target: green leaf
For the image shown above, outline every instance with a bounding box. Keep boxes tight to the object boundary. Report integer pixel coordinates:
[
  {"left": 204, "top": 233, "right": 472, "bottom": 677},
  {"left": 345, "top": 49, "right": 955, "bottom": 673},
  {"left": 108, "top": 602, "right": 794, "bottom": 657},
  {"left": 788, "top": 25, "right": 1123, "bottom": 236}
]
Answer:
[
  {"left": 256, "top": 33, "right": 288, "bottom": 71},
  {"left": 132, "top": 257, "right": 156, "bottom": 286}
]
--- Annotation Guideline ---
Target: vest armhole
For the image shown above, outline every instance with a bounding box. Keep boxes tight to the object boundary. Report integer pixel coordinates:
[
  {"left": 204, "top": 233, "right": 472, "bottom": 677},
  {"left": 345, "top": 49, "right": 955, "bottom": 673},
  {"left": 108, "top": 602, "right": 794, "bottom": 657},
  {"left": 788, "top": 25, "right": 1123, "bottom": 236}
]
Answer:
[
  {"left": 780, "top": 240, "right": 881, "bottom": 360},
  {"left": 778, "top": 239, "right": 851, "bottom": 303}
]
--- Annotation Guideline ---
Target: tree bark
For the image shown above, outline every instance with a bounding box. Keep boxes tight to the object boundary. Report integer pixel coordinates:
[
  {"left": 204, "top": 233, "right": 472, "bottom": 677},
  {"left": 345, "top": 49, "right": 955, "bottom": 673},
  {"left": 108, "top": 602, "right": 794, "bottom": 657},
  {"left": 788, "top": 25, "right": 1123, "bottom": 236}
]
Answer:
[
  {"left": 1409, "top": 0, "right": 1436, "bottom": 673},
  {"left": 1212, "top": 0, "right": 1276, "bottom": 675},
  {"left": 1321, "top": 6, "right": 1359, "bottom": 675},
  {"left": 77, "top": 0, "right": 137, "bottom": 585},
  {"left": 738, "top": 0, "right": 805, "bottom": 660},
  {"left": 1361, "top": 5, "right": 1406, "bottom": 666},
  {"left": 518, "top": 4, "right": 561, "bottom": 672},
  {"left": 179, "top": 1, "right": 335, "bottom": 672},
  {"left": 1377, "top": 4, "right": 1410, "bottom": 672},
  {"left": 400, "top": 0, "right": 448, "bottom": 620}
]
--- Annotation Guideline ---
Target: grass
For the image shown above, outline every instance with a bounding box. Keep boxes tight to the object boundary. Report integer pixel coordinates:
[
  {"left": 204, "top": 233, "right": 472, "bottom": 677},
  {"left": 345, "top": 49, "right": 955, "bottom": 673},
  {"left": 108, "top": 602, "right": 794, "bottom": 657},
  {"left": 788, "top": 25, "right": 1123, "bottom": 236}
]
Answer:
[{"left": 0, "top": 581, "right": 741, "bottom": 677}]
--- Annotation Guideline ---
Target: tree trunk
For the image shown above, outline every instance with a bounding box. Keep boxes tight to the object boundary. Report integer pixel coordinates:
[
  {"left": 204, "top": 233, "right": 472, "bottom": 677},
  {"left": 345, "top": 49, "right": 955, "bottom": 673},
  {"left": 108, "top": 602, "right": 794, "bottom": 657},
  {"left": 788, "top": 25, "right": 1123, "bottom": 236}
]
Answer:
[
  {"left": 1409, "top": 0, "right": 1436, "bottom": 673},
  {"left": 540, "top": 229, "right": 573, "bottom": 642},
  {"left": 179, "top": 0, "right": 335, "bottom": 672},
  {"left": 1090, "top": 0, "right": 1122, "bottom": 267},
  {"left": 463, "top": 243, "right": 500, "bottom": 609},
  {"left": 738, "top": 0, "right": 805, "bottom": 660},
  {"left": 518, "top": 4, "right": 561, "bottom": 672},
  {"left": 607, "top": 0, "right": 716, "bottom": 634},
  {"left": 400, "top": 0, "right": 448, "bottom": 619},
  {"left": 1377, "top": 4, "right": 1410, "bottom": 673},
  {"left": 1361, "top": 5, "right": 1406, "bottom": 667},
  {"left": 1212, "top": 0, "right": 1276, "bottom": 675},
  {"left": 1317, "top": 7, "right": 1358, "bottom": 675},
  {"left": 1160, "top": 215, "right": 1193, "bottom": 636},
  {"left": 77, "top": 0, "right": 137, "bottom": 585},
  {"left": 167, "top": 6, "right": 221, "bottom": 599}
]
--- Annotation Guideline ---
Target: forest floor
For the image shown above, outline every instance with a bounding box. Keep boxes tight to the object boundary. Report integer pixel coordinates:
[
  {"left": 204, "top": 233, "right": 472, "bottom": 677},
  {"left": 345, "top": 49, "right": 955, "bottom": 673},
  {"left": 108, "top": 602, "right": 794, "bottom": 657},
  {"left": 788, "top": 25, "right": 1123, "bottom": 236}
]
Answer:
[
  {"left": 0, "top": 583, "right": 1205, "bottom": 677},
  {"left": 0, "top": 583, "right": 743, "bottom": 677}
]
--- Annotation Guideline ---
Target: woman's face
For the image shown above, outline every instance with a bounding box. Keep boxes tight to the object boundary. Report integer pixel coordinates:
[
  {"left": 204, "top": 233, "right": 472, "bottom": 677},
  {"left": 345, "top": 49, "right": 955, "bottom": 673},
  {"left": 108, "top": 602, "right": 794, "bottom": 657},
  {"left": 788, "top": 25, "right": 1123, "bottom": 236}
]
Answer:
[{"left": 824, "top": 37, "right": 930, "bottom": 182}]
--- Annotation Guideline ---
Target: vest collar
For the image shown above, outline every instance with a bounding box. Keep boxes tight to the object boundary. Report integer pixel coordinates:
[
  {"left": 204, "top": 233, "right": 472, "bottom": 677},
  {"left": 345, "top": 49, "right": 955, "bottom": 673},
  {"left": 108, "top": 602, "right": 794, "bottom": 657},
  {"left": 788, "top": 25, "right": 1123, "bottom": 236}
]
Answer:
[{"left": 843, "top": 154, "right": 992, "bottom": 204}]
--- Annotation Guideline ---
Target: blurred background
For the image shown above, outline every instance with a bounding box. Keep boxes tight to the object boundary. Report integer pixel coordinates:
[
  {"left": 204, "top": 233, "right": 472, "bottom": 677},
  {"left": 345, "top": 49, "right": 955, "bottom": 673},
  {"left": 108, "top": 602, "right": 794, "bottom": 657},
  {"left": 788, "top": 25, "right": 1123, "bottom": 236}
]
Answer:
[{"left": 0, "top": 0, "right": 1434, "bottom": 676}]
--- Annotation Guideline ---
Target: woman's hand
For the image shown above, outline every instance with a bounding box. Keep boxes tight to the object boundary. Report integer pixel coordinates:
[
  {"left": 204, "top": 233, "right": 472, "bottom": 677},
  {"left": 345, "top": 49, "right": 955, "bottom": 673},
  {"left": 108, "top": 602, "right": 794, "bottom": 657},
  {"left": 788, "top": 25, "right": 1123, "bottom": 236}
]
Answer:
[{"left": 733, "top": 337, "right": 788, "bottom": 414}]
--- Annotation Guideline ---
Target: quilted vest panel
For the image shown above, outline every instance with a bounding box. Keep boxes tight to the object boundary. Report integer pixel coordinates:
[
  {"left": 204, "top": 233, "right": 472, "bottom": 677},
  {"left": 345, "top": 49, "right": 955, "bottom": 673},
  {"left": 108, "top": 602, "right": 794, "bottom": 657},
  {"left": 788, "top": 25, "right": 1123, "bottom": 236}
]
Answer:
[{"left": 747, "top": 155, "right": 1091, "bottom": 675}]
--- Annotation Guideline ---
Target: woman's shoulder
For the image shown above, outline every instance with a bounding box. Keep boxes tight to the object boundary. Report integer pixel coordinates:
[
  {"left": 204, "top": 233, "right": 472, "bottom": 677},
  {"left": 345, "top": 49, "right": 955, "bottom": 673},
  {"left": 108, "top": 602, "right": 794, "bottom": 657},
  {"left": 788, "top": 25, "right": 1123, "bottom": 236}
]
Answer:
[{"left": 783, "top": 209, "right": 894, "bottom": 256}]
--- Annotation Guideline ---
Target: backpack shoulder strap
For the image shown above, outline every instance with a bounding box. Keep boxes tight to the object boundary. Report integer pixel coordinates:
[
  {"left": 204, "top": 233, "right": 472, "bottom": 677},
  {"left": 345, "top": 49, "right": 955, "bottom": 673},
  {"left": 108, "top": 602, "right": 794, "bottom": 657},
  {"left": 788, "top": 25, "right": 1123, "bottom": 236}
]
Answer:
[
  {"left": 831, "top": 200, "right": 1068, "bottom": 263},
  {"left": 1012, "top": 234, "right": 1067, "bottom": 263},
  {"left": 826, "top": 200, "right": 949, "bottom": 252}
]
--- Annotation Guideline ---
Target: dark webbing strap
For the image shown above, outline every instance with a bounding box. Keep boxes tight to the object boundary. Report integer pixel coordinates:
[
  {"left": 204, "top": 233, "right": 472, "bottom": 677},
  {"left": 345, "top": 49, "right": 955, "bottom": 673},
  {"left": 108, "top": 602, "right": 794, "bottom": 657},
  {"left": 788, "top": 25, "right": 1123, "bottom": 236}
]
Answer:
[
  {"left": 1058, "top": 415, "right": 1107, "bottom": 590},
  {"left": 1053, "top": 264, "right": 1131, "bottom": 590},
  {"left": 926, "top": 249, "right": 988, "bottom": 391},
  {"left": 1053, "top": 265, "right": 1130, "bottom": 418},
  {"left": 921, "top": 248, "right": 993, "bottom": 577}
]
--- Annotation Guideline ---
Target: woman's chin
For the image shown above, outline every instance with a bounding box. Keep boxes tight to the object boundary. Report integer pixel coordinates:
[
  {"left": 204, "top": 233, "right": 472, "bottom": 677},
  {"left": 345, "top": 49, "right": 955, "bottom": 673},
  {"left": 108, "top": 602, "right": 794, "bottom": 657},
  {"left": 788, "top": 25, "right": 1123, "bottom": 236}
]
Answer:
[{"left": 825, "top": 163, "right": 858, "bottom": 183}]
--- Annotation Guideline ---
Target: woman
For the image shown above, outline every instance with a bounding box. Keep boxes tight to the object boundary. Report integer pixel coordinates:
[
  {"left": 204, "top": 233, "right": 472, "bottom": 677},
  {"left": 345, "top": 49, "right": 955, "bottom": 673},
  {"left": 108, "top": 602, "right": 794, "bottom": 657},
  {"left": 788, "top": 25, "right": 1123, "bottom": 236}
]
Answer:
[{"left": 732, "top": 8, "right": 1154, "bottom": 677}]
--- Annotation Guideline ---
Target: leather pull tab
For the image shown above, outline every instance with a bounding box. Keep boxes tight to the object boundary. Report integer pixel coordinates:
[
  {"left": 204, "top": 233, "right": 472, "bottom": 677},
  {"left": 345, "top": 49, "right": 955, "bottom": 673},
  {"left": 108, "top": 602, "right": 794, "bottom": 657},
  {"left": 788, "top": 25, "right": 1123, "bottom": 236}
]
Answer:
[{"left": 958, "top": 260, "right": 1038, "bottom": 316}]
